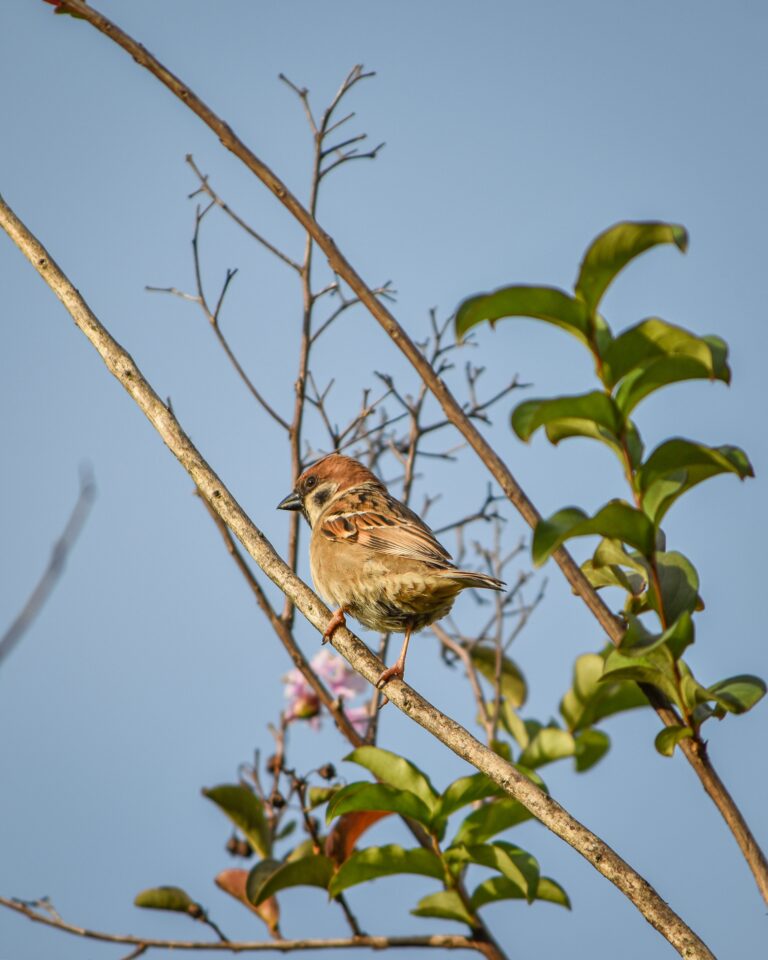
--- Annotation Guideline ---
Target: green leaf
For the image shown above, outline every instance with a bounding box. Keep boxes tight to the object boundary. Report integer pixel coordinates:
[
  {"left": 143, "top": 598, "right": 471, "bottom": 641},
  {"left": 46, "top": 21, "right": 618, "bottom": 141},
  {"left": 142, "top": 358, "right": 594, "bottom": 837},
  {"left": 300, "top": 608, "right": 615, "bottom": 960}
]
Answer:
[
  {"left": 326, "top": 782, "right": 433, "bottom": 828},
  {"left": 452, "top": 797, "right": 533, "bottom": 847},
  {"left": 679, "top": 666, "right": 712, "bottom": 712},
  {"left": 654, "top": 725, "right": 693, "bottom": 757},
  {"left": 649, "top": 552, "right": 701, "bottom": 624},
  {"left": 534, "top": 877, "right": 572, "bottom": 909},
  {"left": 615, "top": 335, "right": 730, "bottom": 415},
  {"left": 438, "top": 773, "right": 503, "bottom": 820},
  {"left": 202, "top": 785, "right": 271, "bottom": 858},
  {"left": 134, "top": 886, "right": 196, "bottom": 913},
  {"left": 575, "top": 221, "right": 687, "bottom": 315},
  {"left": 412, "top": 890, "right": 475, "bottom": 926},
  {"left": 246, "top": 856, "right": 333, "bottom": 906},
  {"left": 328, "top": 845, "right": 445, "bottom": 897},
  {"left": 581, "top": 559, "right": 645, "bottom": 595},
  {"left": 245, "top": 859, "right": 282, "bottom": 903},
  {"left": 561, "top": 652, "right": 648, "bottom": 731},
  {"left": 455, "top": 285, "right": 592, "bottom": 346},
  {"left": 601, "top": 646, "right": 681, "bottom": 709},
  {"left": 308, "top": 787, "right": 339, "bottom": 809},
  {"left": 469, "top": 646, "right": 527, "bottom": 708},
  {"left": 593, "top": 538, "right": 650, "bottom": 578},
  {"left": 574, "top": 729, "right": 611, "bottom": 772},
  {"left": 707, "top": 675, "right": 767, "bottom": 715},
  {"left": 490, "top": 739, "right": 513, "bottom": 762},
  {"left": 448, "top": 842, "right": 539, "bottom": 902},
  {"left": 559, "top": 653, "right": 604, "bottom": 731},
  {"left": 344, "top": 747, "right": 440, "bottom": 814},
  {"left": 533, "top": 502, "right": 656, "bottom": 566},
  {"left": 603, "top": 317, "right": 722, "bottom": 389},
  {"left": 276, "top": 822, "right": 297, "bottom": 842},
  {"left": 518, "top": 727, "right": 575, "bottom": 769},
  {"left": 639, "top": 439, "right": 753, "bottom": 524},
  {"left": 472, "top": 875, "right": 571, "bottom": 910},
  {"left": 511, "top": 392, "right": 622, "bottom": 445},
  {"left": 584, "top": 676, "right": 649, "bottom": 726},
  {"left": 286, "top": 839, "right": 319, "bottom": 862},
  {"left": 500, "top": 703, "right": 530, "bottom": 747},
  {"left": 620, "top": 611, "right": 694, "bottom": 658},
  {"left": 573, "top": 653, "right": 605, "bottom": 701}
]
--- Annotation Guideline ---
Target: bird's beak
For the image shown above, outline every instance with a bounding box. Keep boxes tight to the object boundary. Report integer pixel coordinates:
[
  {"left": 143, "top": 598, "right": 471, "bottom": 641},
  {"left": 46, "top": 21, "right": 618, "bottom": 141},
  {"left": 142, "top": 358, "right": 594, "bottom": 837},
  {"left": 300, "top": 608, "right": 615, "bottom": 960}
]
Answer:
[{"left": 277, "top": 490, "right": 303, "bottom": 511}]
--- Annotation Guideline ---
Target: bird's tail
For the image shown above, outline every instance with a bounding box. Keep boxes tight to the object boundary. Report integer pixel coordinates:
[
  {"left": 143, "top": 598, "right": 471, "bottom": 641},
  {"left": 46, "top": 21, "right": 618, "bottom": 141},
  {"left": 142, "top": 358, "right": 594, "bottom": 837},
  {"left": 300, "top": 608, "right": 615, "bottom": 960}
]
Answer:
[{"left": 446, "top": 569, "right": 506, "bottom": 592}]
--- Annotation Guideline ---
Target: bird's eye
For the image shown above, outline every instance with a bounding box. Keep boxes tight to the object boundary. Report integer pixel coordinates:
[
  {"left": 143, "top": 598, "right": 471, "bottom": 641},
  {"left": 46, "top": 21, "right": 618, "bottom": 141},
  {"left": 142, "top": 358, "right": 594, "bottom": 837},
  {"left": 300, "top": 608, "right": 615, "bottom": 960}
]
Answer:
[{"left": 305, "top": 475, "right": 317, "bottom": 490}]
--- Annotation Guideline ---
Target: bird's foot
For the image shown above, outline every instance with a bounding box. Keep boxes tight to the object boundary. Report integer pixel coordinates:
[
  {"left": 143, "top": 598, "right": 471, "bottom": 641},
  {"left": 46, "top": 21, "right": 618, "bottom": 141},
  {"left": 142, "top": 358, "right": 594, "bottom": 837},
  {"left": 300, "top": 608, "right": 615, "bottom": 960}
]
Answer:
[
  {"left": 322, "top": 607, "right": 347, "bottom": 644},
  {"left": 375, "top": 661, "right": 405, "bottom": 690}
]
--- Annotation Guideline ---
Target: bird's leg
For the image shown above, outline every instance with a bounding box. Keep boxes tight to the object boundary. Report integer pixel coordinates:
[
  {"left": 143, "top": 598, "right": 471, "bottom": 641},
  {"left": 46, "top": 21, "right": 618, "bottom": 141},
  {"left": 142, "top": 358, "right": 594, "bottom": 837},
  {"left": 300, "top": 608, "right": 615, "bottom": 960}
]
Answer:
[
  {"left": 322, "top": 606, "right": 348, "bottom": 644},
  {"left": 376, "top": 626, "right": 412, "bottom": 689}
]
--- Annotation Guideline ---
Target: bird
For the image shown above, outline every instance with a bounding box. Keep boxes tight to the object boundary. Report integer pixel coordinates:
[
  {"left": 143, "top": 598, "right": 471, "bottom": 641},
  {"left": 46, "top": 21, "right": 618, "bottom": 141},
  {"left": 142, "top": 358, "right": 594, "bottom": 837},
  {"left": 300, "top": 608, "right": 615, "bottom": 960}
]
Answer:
[{"left": 277, "top": 453, "right": 505, "bottom": 689}]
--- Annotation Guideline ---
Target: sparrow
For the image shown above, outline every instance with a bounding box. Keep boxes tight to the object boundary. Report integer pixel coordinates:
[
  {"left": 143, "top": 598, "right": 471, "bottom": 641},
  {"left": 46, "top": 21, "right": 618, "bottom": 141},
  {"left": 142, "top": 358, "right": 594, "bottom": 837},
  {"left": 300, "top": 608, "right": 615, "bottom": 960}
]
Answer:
[{"left": 277, "top": 453, "right": 505, "bottom": 688}]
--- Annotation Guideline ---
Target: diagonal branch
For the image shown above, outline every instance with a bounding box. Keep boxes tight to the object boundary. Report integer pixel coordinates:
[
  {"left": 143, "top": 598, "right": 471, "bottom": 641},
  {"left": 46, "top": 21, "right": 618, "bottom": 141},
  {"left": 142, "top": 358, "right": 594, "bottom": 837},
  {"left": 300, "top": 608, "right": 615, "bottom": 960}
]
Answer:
[
  {"left": 0, "top": 191, "right": 715, "bottom": 960},
  {"left": 51, "top": 0, "right": 767, "bottom": 903}
]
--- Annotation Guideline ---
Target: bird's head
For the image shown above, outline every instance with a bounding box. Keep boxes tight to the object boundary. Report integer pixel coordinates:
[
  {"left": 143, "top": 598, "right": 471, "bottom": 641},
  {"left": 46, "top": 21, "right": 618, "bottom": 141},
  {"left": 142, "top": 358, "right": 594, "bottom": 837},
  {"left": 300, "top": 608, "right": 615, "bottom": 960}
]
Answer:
[{"left": 276, "top": 453, "right": 383, "bottom": 527}]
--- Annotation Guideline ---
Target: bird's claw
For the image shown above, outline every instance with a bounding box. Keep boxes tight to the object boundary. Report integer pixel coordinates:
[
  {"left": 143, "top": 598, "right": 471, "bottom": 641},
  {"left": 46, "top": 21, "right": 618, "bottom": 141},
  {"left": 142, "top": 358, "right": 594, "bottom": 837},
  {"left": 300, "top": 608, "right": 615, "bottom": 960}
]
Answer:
[
  {"left": 322, "top": 608, "right": 347, "bottom": 644},
  {"left": 375, "top": 664, "right": 404, "bottom": 689}
]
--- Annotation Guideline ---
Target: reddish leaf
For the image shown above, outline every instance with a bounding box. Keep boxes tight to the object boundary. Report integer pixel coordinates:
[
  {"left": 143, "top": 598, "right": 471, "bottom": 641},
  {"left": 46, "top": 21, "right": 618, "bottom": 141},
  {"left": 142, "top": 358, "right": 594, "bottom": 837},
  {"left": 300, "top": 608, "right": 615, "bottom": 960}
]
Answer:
[
  {"left": 215, "top": 869, "right": 280, "bottom": 936},
  {"left": 324, "top": 810, "right": 391, "bottom": 864}
]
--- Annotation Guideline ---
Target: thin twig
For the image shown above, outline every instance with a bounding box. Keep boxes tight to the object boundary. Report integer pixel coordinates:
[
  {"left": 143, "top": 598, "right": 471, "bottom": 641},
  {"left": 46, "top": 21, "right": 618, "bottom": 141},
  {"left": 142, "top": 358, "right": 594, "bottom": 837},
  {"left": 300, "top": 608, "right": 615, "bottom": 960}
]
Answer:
[
  {"left": 186, "top": 155, "right": 302, "bottom": 273},
  {"left": 0, "top": 896, "right": 482, "bottom": 954}
]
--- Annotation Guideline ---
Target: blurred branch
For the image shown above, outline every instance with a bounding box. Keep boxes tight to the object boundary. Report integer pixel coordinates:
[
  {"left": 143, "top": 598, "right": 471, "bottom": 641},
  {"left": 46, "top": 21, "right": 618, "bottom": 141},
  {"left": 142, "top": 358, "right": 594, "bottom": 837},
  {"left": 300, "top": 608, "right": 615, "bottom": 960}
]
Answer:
[
  {"left": 0, "top": 468, "right": 95, "bottom": 667},
  {"left": 0, "top": 191, "right": 714, "bottom": 960}
]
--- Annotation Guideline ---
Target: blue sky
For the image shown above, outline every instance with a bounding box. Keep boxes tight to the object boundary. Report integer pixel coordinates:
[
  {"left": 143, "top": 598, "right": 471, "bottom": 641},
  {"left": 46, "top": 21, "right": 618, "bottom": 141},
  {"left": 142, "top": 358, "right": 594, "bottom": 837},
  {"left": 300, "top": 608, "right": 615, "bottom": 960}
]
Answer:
[{"left": 1, "top": 1, "right": 766, "bottom": 958}]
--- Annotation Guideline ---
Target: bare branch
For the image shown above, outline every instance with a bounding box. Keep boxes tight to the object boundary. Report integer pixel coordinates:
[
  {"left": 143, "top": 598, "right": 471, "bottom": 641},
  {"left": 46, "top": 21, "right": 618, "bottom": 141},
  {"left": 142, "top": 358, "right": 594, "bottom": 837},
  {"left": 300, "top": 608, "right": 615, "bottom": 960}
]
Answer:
[
  {"left": 0, "top": 896, "right": 482, "bottom": 954},
  {"left": 320, "top": 142, "right": 385, "bottom": 179},
  {"left": 186, "top": 156, "right": 302, "bottom": 273},
  {"left": 146, "top": 209, "right": 290, "bottom": 433}
]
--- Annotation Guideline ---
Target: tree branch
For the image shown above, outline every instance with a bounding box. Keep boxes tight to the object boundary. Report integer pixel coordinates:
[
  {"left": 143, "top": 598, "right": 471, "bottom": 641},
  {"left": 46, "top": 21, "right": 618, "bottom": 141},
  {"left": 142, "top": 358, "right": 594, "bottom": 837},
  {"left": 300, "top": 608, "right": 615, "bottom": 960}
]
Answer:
[
  {"left": 0, "top": 896, "right": 483, "bottom": 954},
  {"left": 51, "top": 0, "right": 766, "bottom": 903},
  {"left": 0, "top": 191, "right": 715, "bottom": 960}
]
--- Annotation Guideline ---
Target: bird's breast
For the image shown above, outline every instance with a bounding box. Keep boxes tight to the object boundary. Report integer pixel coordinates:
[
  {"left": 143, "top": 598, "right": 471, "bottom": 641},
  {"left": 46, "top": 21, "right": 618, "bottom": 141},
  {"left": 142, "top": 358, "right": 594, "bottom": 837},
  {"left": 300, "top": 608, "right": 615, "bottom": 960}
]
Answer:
[{"left": 309, "top": 533, "right": 460, "bottom": 634}]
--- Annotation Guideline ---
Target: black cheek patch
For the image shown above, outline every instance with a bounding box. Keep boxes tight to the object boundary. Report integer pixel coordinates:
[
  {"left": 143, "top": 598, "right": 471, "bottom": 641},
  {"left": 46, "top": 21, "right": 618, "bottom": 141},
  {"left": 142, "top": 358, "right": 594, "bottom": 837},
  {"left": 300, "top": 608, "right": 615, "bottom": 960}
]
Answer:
[{"left": 313, "top": 488, "right": 331, "bottom": 508}]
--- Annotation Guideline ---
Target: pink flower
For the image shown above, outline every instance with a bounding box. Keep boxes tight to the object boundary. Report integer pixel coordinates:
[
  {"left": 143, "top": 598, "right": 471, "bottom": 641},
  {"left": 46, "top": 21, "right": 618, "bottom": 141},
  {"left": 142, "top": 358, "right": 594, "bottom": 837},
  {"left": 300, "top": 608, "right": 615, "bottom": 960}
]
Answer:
[
  {"left": 311, "top": 648, "right": 366, "bottom": 701},
  {"left": 283, "top": 650, "right": 368, "bottom": 733},
  {"left": 344, "top": 705, "right": 371, "bottom": 736}
]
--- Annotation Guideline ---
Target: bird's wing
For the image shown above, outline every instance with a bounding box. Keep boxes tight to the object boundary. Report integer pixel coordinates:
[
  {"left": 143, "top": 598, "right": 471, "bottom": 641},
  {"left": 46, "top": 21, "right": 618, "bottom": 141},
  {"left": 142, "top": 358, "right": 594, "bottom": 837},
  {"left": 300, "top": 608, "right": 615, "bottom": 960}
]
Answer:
[{"left": 319, "top": 493, "right": 453, "bottom": 568}]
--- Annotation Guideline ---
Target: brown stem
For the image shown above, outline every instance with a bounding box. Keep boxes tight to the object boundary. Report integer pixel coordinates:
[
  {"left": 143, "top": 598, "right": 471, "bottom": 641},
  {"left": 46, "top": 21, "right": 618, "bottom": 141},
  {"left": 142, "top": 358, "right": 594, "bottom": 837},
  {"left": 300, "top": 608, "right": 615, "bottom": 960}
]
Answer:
[
  {"left": 51, "top": 0, "right": 765, "bottom": 903},
  {"left": 0, "top": 896, "right": 482, "bottom": 953},
  {"left": 432, "top": 624, "right": 494, "bottom": 745},
  {"left": 0, "top": 190, "right": 715, "bottom": 957}
]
